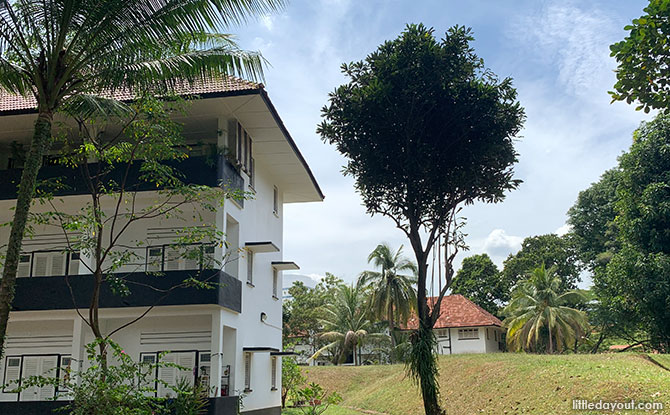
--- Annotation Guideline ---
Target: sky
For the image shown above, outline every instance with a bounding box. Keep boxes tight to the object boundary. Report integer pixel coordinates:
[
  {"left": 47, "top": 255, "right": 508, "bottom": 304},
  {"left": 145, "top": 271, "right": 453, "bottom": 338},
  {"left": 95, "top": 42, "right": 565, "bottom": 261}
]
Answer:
[{"left": 233, "top": 0, "right": 654, "bottom": 288}]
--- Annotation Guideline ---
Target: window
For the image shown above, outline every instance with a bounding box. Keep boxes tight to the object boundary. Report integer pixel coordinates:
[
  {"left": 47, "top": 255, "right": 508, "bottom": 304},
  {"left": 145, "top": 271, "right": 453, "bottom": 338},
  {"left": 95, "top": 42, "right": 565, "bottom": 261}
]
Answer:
[
  {"left": 33, "top": 251, "right": 66, "bottom": 277},
  {"left": 249, "top": 157, "right": 255, "bottom": 189},
  {"left": 273, "top": 186, "right": 279, "bottom": 215},
  {"left": 3, "top": 357, "right": 21, "bottom": 392},
  {"left": 203, "top": 245, "right": 216, "bottom": 269},
  {"left": 68, "top": 252, "right": 80, "bottom": 275},
  {"left": 486, "top": 328, "right": 490, "bottom": 340},
  {"left": 147, "top": 247, "right": 163, "bottom": 272},
  {"left": 139, "top": 353, "right": 157, "bottom": 392},
  {"left": 197, "top": 353, "right": 211, "bottom": 387},
  {"left": 271, "top": 357, "right": 277, "bottom": 390},
  {"left": 458, "top": 328, "right": 479, "bottom": 340},
  {"left": 246, "top": 252, "right": 254, "bottom": 285},
  {"left": 157, "top": 351, "right": 196, "bottom": 397},
  {"left": 244, "top": 353, "right": 252, "bottom": 392},
  {"left": 272, "top": 269, "right": 279, "bottom": 299},
  {"left": 20, "top": 355, "right": 58, "bottom": 400},
  {"left": 57, "top": 356, "right": 72, "bottom": 395},
  {"left": 494, "top": 330, "right": 498, "bottom": 342},
  {"left": 17, "top": 254, "right": 31, "bottom": 277}
]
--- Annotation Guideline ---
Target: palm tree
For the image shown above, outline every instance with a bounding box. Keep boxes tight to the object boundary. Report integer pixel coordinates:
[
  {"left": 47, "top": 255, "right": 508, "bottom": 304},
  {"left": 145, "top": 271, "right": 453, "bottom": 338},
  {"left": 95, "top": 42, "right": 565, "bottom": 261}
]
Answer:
[
  {"left": 503, "top": 264, "right": 589, "bottom": 353},
  {"left": 0, "top": 0, "right": 282, "bottom": 355},
  {"left": 358, "top": 243, "right": 417, "bottom": 348},
  {"left": 311, "top": 284, "right": 383, "bottom": 365}
]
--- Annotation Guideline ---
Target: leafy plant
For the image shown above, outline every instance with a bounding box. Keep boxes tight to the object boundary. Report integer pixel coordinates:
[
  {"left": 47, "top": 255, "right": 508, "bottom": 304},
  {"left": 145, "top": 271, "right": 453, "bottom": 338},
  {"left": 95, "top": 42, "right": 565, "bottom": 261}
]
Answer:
[
  {"left": 296, "top": 382, "right": 342, "bottom": 415},
  {"left": 168, "top": 377, "right": 210, "bottom": 415},
  {"left": 281, "top": 356, "right": 306, "bottom": 408},
  {"left": 9, "top": 339, "right": 196, "bottom": 415}
]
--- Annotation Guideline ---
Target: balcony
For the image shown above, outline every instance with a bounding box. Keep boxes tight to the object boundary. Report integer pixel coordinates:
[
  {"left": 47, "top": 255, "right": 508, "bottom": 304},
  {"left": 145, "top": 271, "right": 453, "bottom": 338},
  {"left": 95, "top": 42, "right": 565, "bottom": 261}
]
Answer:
[
  {"left": 0, "top": 155, "right": 244, "bottom": 205},
  {"left": 12, "top": 267, "right": 241, "bottom": 313}
]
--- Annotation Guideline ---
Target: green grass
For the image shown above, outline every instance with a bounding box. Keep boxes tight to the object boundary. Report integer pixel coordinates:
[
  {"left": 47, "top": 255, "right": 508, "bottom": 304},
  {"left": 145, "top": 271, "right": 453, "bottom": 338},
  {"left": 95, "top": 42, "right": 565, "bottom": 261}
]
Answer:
[
  {"left": 282, "top": 405, "right": 366, "bottom": 415},
  {"left": 301, "top": 353, "right": 670, "bottom": 415}
]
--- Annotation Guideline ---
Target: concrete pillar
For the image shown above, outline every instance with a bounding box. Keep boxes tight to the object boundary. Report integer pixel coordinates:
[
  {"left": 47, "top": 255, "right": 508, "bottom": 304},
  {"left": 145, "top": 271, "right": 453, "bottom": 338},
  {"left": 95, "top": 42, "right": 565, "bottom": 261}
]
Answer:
[{"left": 210, "top": 310, "right": 224, "bottom": 397}]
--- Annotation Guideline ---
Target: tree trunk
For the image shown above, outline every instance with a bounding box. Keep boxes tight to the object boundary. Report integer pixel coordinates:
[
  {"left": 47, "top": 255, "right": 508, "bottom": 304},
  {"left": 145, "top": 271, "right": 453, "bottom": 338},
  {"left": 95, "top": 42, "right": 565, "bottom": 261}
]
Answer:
[
  {"left": 0, "top": 114, "right": 53, "bottom": 357},
  {"left": 409, "top": 235, "right": 443, "bottom": 415},
  {"left": 388, "top": 303, "right": 396, "bottom": 363},
  {"left": 548, "top": 328, "right": 554, "bottom": 354}
]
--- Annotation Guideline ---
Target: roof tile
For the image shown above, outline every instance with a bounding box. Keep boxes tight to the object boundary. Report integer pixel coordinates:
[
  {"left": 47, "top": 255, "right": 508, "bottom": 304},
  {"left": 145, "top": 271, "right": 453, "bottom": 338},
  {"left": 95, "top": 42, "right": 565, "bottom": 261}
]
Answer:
[
  {"left": 0, "top": 76, "right": 260, "bottom": 114},
  {"left": 402, "top": 294, "right": 502, "bottom": 330}
]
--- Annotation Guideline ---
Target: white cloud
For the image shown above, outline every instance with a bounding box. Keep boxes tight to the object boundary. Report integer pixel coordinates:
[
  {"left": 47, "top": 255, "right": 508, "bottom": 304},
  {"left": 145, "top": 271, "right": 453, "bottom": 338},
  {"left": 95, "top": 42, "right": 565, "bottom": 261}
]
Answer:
[
  {"left": 483, "top": 229, "right": 523, "bottom": 258},
  {"left": 555, "top": 223, "right": 572, "bottom": 236},
  {"left": 260, "top": 15, "right": 274, "bottom": 31}
]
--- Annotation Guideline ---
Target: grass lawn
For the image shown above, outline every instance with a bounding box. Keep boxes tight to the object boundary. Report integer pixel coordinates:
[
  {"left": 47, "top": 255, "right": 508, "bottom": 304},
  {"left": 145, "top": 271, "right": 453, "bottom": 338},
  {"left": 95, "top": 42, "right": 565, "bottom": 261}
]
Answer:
[
  {"left": 282, "top": 405, "right": 367, "bottom": 415},
  {"left": 302, "top": 353, "right": 670, "bottom": 415}
]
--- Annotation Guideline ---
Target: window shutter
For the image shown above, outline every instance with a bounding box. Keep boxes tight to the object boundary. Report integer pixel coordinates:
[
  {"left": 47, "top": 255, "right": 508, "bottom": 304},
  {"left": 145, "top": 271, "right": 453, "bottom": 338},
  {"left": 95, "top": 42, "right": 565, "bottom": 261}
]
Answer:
[
  {"left": 50, "top": 253, "right": 65, "bottom": 276},
  {"left": 20, "top": 356, "right": 41, "bottom": 400},
  {"left": 244, "top": 353, "right": 251, "bottom": 390},
  {"left": 183, "top": 247, "right": 199, "bottom": 270},
  {"left": 17, "top": 255, "right": 31, "bottom": 277},
  {"left": 271, "top": 357, "right": 277, "bottom": 389},
  {"left": 165, "top": 247, "right": 180, "bottom": 271},
  {"left": 272, "top": 270, "right": 278, "bottom": 297},
  {"left": 68, "top": 252, "right": 80, "bottom": 275},
  {"left": 38, "top": 356, "right": 58, "bottom": 400},
  {"left": 3, "top": 357, "right": 21, "bottom": 392},
  {"left": 147, "top": 248, "right": 163, "bottom": 272},
  {"left": 247, "top": 252, "right": 253, "bottom": 284},
  {"left": 158, "top": 353, "right": 177, "bottom": 397},
  {"left": 33, "top": 254, "right": 48, "bottom": 277},
  {"left": 177, "top": 352, "right": 196, "bottom": 387}
]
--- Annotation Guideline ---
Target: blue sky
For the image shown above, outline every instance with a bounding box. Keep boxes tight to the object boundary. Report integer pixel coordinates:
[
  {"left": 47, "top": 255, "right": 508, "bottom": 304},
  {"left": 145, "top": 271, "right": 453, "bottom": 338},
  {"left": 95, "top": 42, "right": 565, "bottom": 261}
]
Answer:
[{"left": 234, "top": 0, "right": 653, "bottom": 287}]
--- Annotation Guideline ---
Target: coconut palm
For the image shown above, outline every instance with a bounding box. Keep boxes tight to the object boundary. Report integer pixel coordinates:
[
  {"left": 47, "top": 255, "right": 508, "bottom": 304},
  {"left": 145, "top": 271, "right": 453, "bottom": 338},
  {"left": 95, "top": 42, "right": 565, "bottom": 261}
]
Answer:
[
  {"left": 0, "top": 0, "right": 283, "bottom": 355},
  {"left": 503, "top": 264, "right": 589, "bottom": 353},
  {"left": 311, "top": 284, "right": 383, "bottom": 365},
  {"left": 358, "top": 243, "right": 417, "bottom": 348}
]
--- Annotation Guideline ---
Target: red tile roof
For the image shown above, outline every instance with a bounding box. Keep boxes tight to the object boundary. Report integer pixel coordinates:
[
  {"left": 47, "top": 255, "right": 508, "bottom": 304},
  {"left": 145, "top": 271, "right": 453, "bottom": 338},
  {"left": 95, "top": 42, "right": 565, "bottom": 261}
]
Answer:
[
  {"left": 0, "top": 76, "right": 260, "bottom": 114},
  {"left": 402, "top": 295, "right": 502, "bottom": 330}
]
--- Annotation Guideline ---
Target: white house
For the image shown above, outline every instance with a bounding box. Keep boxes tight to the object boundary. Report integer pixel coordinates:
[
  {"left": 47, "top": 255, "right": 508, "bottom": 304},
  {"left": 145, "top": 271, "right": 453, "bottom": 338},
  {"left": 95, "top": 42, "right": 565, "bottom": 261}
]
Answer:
[
  {"left": 0, "top": 78, "right": 323, "bottom": 415},
  {"left": 403, "top": 295, "right": 504, "bottom": 354}
]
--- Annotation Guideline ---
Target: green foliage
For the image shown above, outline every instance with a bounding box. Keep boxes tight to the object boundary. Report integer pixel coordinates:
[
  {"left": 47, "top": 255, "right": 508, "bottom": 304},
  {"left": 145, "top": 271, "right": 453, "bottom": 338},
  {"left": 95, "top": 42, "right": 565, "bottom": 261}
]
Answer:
[
  {"left": 451, "top": 253, "right": 503, "bottom": 316},
  {"left": 358, "top": 243, "right": 416, "bottom": 349},
  {"left": 296, "top": 382, "right": 343, "bottom": 415},
  {"left": 282, "top": 356, "right": 306, "bottom": 408},
  {"left": 10, "top": 339, "right": 205, "bottom": 415},
  {"left": 317, "top": 22, "right": 525, "bottom": 415},
  {"left": 502, "top": 234, "right": 581, "bottom": 293},
  {"left": 604, "top": 114, "right": 670, "bottom": 349},
  {"left": 312, "top": 284, "right": 386, "bottom": 365},
  {"left": 503, "top": 265, "right": 589, "bottom": 354},
  {"left": 610, "top": 0, "right": 670, "bottom": 112},
  {"left": 567, "top": 169, "right": 621, "bottom": 271}
]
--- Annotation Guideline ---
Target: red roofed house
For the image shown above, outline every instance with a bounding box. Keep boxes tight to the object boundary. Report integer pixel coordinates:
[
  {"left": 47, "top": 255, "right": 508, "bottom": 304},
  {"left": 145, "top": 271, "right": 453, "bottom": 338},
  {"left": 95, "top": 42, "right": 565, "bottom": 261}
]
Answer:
[{"left": 403, "top": 295, "right": 504, "bottom": 355}]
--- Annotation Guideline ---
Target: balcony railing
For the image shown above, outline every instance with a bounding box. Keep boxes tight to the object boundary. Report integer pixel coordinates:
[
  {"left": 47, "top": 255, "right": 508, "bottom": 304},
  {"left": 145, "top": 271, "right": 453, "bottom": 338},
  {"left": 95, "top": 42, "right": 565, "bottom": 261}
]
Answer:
[{"left": 0, "top": 155, "right": 244, "bottom": 202}]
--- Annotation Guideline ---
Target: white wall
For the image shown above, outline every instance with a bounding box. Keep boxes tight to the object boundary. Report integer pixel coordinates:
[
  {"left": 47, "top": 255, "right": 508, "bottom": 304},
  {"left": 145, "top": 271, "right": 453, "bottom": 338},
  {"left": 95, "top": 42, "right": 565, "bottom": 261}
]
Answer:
[{"left": 435, "top": 326, "right": 503, "bottom": 355}]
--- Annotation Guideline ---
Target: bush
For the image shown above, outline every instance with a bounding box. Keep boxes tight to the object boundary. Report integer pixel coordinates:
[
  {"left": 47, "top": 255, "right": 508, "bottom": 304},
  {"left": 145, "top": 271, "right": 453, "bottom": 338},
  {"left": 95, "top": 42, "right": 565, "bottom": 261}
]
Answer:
[{"left": 296, "top": 382, "right": 342, "bottom": 415}]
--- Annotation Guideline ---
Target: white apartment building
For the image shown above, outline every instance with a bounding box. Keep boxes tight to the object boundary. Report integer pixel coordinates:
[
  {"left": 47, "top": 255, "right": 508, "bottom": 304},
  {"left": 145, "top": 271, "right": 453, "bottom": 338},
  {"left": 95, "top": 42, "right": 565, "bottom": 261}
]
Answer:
[{"left": 0, "top": 78, "right": 323, "bottom": 415}]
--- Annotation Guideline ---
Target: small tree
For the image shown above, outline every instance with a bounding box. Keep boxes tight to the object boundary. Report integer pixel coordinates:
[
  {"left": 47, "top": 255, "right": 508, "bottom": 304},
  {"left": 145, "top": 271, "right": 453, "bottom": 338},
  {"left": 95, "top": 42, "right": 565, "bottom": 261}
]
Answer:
[
  {"left": 296, "top": 383, "right": 342, "bottom": 415},
  {"left": 281, "top": 356, "right": 306, "bottom": 408},
  {"left": 24, "top": 96, "right": 243, "bottom": 361},
  {"left": 318, "top": 24, "right": 524, "bottom": 414}
]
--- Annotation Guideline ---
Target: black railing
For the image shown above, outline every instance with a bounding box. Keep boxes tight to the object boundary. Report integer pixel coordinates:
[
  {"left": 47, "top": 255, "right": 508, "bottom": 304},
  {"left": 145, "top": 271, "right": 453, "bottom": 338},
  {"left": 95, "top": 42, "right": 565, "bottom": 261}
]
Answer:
[
  {"left": 0, "top": 396, "right": 240, "bottom": 415},
  {"left": 12, "top": 269, "right": 242, "bottom": 313},
  {"left": 0, "top": 155, "right": 244, "bottom": 201}
]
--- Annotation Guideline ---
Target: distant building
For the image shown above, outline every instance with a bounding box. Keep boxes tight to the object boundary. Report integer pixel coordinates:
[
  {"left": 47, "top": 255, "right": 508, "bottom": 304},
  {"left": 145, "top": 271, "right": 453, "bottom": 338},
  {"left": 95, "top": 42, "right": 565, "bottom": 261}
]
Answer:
[{"left": 402, "top": 295, "right": 504, "bottom": 354}]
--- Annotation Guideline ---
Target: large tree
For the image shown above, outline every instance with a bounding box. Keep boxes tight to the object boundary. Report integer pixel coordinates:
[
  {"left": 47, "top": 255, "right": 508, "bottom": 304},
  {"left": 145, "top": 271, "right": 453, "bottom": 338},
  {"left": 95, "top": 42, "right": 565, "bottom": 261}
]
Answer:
[
  {"left": 610, "top": 0, "right": 670, "bottom": 112},
  {"left": 358, "top": 243, "right": 417, "bottom": 350},
  {"left": 318, "top": 24, "right": 524, "bottom": 415},
  {"left": 605, "top": 114, "right": 670, "bottom": 350},
  {"left": 501, "top": 234, "right": 581, "bottom": 293},
  {"left": 0, "top": 0, "right": 281, "bottom": 356},
  {"left": 451, "top": 254, "right": 503, "bottom": 317}
]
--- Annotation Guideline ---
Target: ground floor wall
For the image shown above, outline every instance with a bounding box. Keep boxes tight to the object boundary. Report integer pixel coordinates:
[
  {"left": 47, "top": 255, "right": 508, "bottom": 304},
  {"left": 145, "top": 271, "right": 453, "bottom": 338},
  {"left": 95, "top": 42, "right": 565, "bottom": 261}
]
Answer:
[
  {"left": 435, "top": 326, "right": 504, "bottom": 355},
  {"left": 0, "top": 306, "right": 281, "bottom": 412}
]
